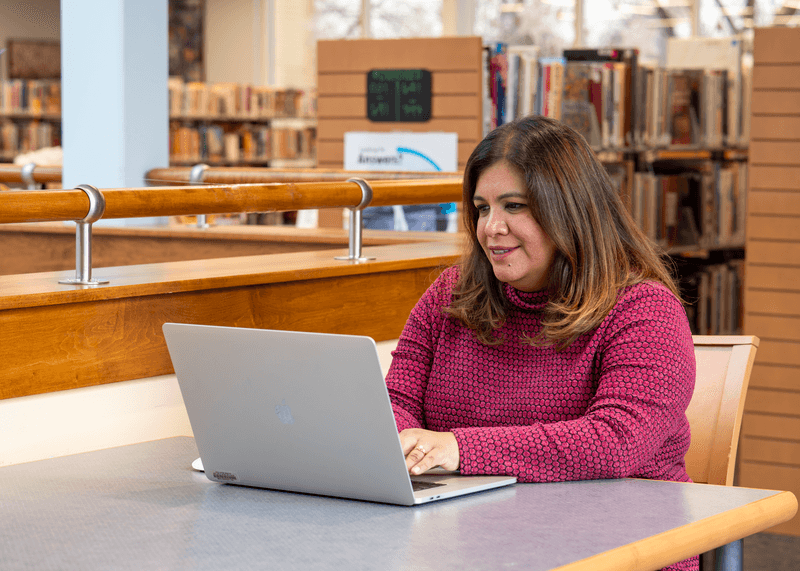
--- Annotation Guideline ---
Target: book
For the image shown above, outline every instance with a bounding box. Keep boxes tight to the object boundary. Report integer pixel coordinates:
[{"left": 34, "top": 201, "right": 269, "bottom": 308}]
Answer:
[
  {"left": 561, "top": 62, "right": 603, "bottom": 147},
  {"left": 563, "top": 48, "right": 639, "bottom": 149},
  {"left": 505, "top": 45, "right": 540, "bottom": 121}
]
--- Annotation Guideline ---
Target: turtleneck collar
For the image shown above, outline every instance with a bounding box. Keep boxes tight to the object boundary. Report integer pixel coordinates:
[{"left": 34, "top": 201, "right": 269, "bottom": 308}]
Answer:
[{"left": 503, "top": 282, "right": 550, "bottom": 311}]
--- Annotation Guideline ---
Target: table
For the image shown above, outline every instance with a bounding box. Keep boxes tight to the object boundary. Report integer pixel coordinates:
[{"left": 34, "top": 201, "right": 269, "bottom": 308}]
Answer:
[{"left": 0, "top": 437, "right": 796, "bottom": 570}]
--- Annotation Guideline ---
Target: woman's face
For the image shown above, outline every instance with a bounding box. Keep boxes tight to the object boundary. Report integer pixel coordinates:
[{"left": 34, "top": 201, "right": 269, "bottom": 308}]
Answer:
[{"left": 473, "top": 161, "right": 557, "bottom": 292}]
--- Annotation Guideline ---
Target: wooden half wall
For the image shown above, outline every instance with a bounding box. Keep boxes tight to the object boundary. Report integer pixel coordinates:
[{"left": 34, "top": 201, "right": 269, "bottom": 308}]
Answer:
[
  {"left": 0, "top": 223, "right": 451, "bottom": 275},
  {"left": 741, "top": 26, "right": 800, "bottom": 536},
  {"left": 0, "top": 239, "right": 460, "bottom": 401}
]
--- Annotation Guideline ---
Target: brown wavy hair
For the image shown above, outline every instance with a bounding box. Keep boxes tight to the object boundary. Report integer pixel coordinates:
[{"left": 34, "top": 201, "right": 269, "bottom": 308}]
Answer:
[{"left": 444, "top": 116, "right": 681, "bottom": 348}]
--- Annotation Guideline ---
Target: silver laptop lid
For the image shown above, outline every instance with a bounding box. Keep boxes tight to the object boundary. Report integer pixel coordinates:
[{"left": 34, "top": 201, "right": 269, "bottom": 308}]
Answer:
[{"left": 163, "top": 323, "right": 418, "bottom": 505}]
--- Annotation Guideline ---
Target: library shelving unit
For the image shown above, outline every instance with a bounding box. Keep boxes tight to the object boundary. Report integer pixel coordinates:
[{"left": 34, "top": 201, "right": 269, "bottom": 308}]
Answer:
[
  {"left": 168, "top": 80, "right": 317, "bottom": 167},
  {"left": 0, "top": 79, "right": 317, "bottom": 169},
  {"left": 488, "top": 43, "right": 750, "bottom": 339},
  {"left": 739, "top": 25, "right": 800, "bottom": 537},
  {"left": 0, "top": 80, "right": 62, "bottom": 162}
]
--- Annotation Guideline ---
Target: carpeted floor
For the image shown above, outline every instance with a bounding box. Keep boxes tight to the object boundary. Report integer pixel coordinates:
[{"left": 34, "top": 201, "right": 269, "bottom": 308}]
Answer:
[{"left": 743, "top": 533, "right": 800, "bottom": 570}]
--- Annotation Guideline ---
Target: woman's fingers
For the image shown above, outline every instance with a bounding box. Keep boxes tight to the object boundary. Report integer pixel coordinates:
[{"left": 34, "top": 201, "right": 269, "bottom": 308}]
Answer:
[{"left": 399, "top": 429, "right": 460, "bottom": 475}]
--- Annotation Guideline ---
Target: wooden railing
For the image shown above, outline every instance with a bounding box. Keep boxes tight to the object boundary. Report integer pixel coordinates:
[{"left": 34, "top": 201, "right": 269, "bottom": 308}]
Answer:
[
  {"left": 145, "top": 166, "right": 461, "bottom": 185},
  {"left": 0, "top": 177, "right": 464, "bottom": 400},
  {"left": 0, "top": 178, "right": 462, "bottom": 223},
  {"left": 0, "top": 164, "right": 461, "bottom": 187},
  {"left": 0, "top": 164, "right": 62, "bottom": 187}
]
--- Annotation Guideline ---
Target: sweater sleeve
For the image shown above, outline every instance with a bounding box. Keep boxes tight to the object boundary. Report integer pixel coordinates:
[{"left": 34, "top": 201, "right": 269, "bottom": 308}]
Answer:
[
  {"left": 385, "top": 267, "right": 457, "bottom": 431},
  {"left": 453, "top": 284, "right": 696, "bottom": 483}
]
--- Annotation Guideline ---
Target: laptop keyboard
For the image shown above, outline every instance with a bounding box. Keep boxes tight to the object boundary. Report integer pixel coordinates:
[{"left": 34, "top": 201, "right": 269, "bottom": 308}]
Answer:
[{"left": 411, "top": 479, "right": 446, "bottom": 492}]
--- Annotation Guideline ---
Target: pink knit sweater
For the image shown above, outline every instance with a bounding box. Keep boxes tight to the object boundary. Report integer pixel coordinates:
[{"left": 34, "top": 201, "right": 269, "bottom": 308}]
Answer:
[
  {"left": 387, "top": 267, "right": 698, "bottom": 571},
  {"left": 387, "top": 266, "right": 696, "bottom": 483}
]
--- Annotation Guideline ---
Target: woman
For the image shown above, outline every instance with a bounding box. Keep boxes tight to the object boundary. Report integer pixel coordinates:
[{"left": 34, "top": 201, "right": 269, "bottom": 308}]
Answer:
[{"left": 385, "top": 116, "right": 697, "bottom": 570}]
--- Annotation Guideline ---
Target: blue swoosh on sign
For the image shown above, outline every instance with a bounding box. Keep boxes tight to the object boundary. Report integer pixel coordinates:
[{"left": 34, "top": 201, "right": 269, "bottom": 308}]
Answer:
[{"left": 396, "top": 147, "right": 441, "bottom": 171}]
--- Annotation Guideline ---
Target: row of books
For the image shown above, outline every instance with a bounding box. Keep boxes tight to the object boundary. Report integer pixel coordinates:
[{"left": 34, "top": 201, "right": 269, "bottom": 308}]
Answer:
[
  {"left": 486, "top": 44, "right": 751, "bottom": 150},
  {"left": 683, "top": 260, "right": 745, "bottom": 336},
  {"left": 0, "top": 80, "right": 62, "bottom": 116},
  {"left": 0, "top": 120, "right": 61, "bottom": 154},
  {"left": 628, "top": 161, "right": 747, "bottom": 251},
  {"left": 272, "top": 126, "right": 317, "bottom": 161},
  {"left": 169, "top": 122, "right": 317, "bottom": 164},
  {"left": 0, "top": 78, "right": 318, "bottom": 122},
  {"left": 168, "top": 78, "right": 317, "bottom": 119}
]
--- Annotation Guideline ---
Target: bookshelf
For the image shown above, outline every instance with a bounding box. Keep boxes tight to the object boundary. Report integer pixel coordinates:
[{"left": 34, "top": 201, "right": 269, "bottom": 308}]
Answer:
[
  {"left": 738, "top": 26, "right": 800, "bottom": 537},
  {"left": 0, "top": 79, "right": 62, "bottom": 162},
  {"left": 0, "top": 78, "right": 317, "bottom": 168}
]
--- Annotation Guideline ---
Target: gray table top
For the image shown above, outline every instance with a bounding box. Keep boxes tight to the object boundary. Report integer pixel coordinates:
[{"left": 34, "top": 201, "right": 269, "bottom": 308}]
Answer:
[{"left": 0, "top": 437, "right": 791, "bottom": 571}]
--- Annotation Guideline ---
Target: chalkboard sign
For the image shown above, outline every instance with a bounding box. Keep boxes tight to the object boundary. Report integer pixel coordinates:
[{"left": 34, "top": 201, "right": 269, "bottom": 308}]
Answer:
[{"left": 367, "top": 69, "right": 432, "bottom": 122}]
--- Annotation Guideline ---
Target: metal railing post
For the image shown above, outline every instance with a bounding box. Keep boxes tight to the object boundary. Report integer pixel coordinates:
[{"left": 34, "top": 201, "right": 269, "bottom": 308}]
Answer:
[
  {"left": 21, "top": 163, "right": 38, "bottom": 190},
  {"left": 59, "top": 184, "right": 109, "bottom": 286},
  {"left": 190, "top": 163, "right": 210, "bottom": 228},
  {"left": 335, "top": 178, "right": 375, "bottom": 262}
]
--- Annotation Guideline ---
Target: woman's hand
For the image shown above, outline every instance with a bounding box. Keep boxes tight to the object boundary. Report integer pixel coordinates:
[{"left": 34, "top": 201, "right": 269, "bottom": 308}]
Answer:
[{"left": 399, "top": 428, "right": 460, "bottom": 475}]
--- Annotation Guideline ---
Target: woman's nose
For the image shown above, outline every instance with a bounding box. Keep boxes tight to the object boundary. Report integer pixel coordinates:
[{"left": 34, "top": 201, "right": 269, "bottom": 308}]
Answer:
[{"left": 485, "top": 211, "right": 508, "bottom": 235}]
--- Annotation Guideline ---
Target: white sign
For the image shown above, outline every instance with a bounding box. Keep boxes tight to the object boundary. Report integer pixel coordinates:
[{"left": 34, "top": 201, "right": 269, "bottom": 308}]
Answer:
[{"left": 344, "top": 132, "right": 458, "bottom": 173}]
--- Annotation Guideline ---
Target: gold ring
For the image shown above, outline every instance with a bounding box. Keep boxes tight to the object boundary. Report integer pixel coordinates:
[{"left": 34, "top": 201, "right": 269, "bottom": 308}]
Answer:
[{"left": 416, "top": 445, "right": 426, "bottom": 454}]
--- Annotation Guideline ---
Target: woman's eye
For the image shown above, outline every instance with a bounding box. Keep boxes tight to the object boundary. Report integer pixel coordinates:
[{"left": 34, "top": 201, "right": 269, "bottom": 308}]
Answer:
[
  {"left": 506, "top": 202, "right": 526, "bottom": 211},
  {"left": 475, "top": 204, "right": 489, "bottom": 214}
]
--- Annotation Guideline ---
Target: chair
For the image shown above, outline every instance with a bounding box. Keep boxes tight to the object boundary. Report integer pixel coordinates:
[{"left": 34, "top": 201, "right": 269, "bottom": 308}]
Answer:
[{"left": 685, "top": 335, "right": 759, "bottom": 487}]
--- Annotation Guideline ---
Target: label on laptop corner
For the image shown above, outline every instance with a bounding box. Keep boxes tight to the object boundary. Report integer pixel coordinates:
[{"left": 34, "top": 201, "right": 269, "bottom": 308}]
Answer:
[{"left": 212, "top": 471, "right": 238, "bottom": 482}]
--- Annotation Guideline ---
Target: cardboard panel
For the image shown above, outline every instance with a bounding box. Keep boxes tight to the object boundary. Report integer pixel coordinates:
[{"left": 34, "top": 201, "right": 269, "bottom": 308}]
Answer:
[
  {"left": 747, "top": 215, "right": 800, "bottom": 240},
  {"left": 750, "top": 90, "right": 800, "bottom": 116},
  {"left": 738, "top": 463, "right": 800, "bottom": 535},
  {"left": 749, "top": 363, "right": 800, "bottom": 390},
  {"left": 749, "top": 166, "right": 800, "bottom": 191},
  {"left": 746, "top": 241, "right": 800, "bottom": 265},
  {"left": 740, "top": 437, "right": 800, "bottom": 465},
  {"left": 317, "top": 118, "right": 482, "bottom": 143},
  {"left": 744, "top": 388, "right": 800, "bottom": 416},
  {"left": 745, "top": 314, "right": 800, "bottom": 341},
  {"left": 750, "top": 116, "right": 800, "bottom": 140},
  {"left": 754, "top": 27, "right": 800, "bottom": 65},
  {"left": 752, "top": 64, "right": 800, "bottom": 89},
  {"left": 750, "top": 141, "right": 800, "bottom": 165},
  {"left": 752, "top": 339, "right": 800, "bottom": 366},
  {"left": 745, "top": 291, "right": 800, "bottom": 325},
  {"left": 318, "top": 37, "right": 483, "bottom": 73},
  {"left": 748, "top": 190, "right": 800, "bottom": 214},
  {"left": 741, "top": 411, "right": 800, "bottom": 438}
]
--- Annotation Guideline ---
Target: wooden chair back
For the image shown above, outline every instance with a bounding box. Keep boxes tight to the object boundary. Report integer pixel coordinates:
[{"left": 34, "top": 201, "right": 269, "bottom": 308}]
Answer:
[{"left": 685, "top": 335, "right": 759, "bottom": 486}]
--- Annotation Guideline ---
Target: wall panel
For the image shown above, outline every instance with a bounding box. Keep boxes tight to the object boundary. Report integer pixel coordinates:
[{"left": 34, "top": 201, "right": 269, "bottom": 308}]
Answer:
[
  {"left": 742, "top": 27, "right": 800, "bottom": 536},
  {"left": 316, "top": 36, "right": 483, "bottom": 178}
]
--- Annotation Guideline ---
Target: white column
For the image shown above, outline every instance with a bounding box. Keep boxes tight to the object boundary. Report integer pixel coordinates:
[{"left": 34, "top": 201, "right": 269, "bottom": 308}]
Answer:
[
  {"left": 443, "top": 0, "right": 476, "bottom": 36},
  {"left": 61, "top": 0, "right": 169, "bottom": 226},
  {"left": 690, "top": 0, "right": 700, "bottom": 37},
  {"left": 274, "top": 0, "right": 315, "bottom": 88}
]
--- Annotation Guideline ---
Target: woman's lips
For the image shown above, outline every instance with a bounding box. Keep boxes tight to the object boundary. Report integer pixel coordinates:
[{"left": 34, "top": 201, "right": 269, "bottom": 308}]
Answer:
[{"left": 488, "top": 246, "right": 518, "bottom": 260}]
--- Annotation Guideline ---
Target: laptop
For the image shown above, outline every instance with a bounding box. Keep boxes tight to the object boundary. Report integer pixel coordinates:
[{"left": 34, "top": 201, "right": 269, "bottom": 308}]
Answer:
[{"left": 162, "top": 323, "right": 516, "bottom": 506}]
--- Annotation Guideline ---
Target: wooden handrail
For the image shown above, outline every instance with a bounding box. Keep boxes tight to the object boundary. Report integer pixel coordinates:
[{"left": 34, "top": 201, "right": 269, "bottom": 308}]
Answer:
[
  {"left": 0, "top": 164, "right": 463, "bottom": 186},
  {"left": 146, "top": 166, "right": 462, "bottom": 185},
  {"left": 0, "top": 164, "right": 62, "bottom": 184},
  {"left": 0, "top": 178, "right": 464, "bottom": 224}
]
